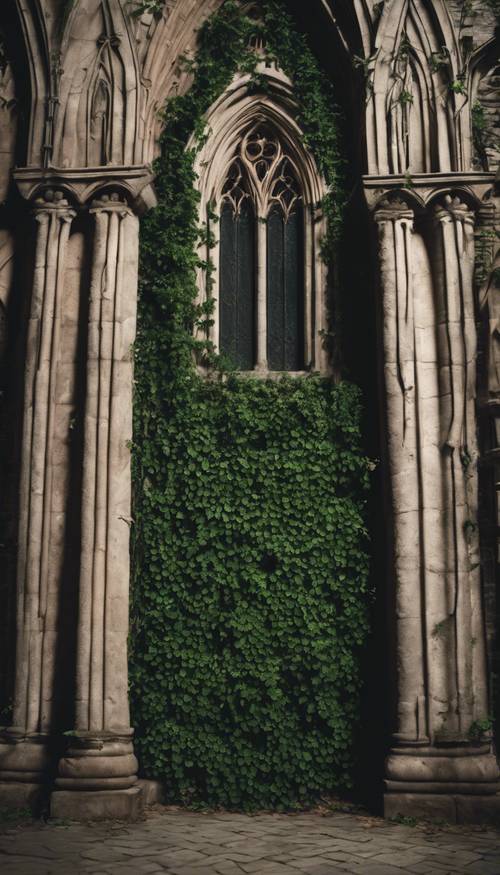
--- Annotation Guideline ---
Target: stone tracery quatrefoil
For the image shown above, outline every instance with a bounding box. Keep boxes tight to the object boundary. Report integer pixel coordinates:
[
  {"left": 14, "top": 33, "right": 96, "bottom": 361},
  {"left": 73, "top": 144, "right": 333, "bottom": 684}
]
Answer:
[{"left": 221, "top": 125, "right": 302, "bottom": 221}]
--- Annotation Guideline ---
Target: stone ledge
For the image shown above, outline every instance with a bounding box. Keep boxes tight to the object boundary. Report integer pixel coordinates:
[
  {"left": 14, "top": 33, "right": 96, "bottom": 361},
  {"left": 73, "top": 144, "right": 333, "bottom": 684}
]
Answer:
[
  {"left": 136, "top": 778, "right": 166, "bottom": 805},
  {"left": 385, "top": 792, "right": 500, "bottom": 825},
  {"left": 0, "top": 782, "right": 46, "bottom": 815},
  {"left": 50, "top": 786, "right": 143, "bottom": 822}
]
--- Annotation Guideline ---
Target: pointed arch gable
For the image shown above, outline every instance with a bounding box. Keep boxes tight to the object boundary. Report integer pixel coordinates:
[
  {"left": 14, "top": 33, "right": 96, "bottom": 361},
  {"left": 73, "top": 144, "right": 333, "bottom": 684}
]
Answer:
[
  {"left": 369, "top": 0, "right": 469, "bottom": 174},
  {"left": 192, "top": 64, "right": 329, "bottom": 374},
  {"left": 193, "top": 75, "right": 325, "bottom": 213},
  {"left": 53, "top": 0, "right": 142, "bottom": 168},
  {"left": 7, "top": 0, "right": 50, "bottom": 166}
]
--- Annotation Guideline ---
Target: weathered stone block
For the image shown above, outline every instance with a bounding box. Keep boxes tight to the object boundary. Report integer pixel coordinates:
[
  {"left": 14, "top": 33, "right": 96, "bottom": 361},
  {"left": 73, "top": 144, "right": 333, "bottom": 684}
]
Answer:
[
  {"left": 50, "top": 786, "right": 143, "bottom": 822},
  {"left": 0, "top": 781, "right": 45, "bottom": 814},
  {"left": 384, "top": 792, "right": 457, "bottom": 822},
  {"left": 385, "top": 792, "right": 500, "bottom": 825},
  {"left": 136, "top": 778, "right": 166, "bottom": 805},
  {"left": 455, "top": 795, "right": 500, "bottom": 826}
]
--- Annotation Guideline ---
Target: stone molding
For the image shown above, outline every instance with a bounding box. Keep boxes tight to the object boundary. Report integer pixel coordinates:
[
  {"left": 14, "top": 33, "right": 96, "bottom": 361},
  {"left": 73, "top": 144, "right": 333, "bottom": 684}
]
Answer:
[
  {"left": 0, "top": 171, "right": 148, "bottom": 820},
  {"left": 0, "top": 191, "right": 76, "bottom": 807},
  {"left": 13, "top": 166, "right": 157, "bottom": 215},
  {"left": 73, "top": 194, "right": 138, "bottom": 738},
  {"left": 10, "top": 192, "right": 75, "bottom": 739},
  {"left": 364, "top": 172, "right": 496, "bottom": 212},
  {"left": 373, "top": 179, "right": 500, "bottom": 818}
]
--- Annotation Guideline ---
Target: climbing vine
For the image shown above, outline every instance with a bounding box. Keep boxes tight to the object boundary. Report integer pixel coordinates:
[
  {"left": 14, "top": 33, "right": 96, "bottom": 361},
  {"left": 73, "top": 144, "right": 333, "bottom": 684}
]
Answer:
[
  {"left": 484, "top": 0, "right": 500, "bottom": 20},
  {"left": 129, "top": 0, "right": 372, "bottom": 809}
]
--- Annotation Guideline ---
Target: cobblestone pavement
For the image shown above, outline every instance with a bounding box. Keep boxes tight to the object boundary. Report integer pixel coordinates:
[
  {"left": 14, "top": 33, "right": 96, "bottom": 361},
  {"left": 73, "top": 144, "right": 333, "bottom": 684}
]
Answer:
[{"left": 0, "top": 806, "right": 499, "bottom": 875}]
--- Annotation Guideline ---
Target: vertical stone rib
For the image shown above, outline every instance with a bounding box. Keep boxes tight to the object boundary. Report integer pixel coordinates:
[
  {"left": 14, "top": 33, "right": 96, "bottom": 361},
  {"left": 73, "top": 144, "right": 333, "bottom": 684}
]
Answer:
[
  {"left": 304, "top": 208, "right": 313, "bottom": 368},
  {"left": 433, "top": 195, "right": 481, "bottom": 736},
  {"left": 76, "top": 195, "right": 138, "bottom": 735},
  {"left": 13, "top": 210, "right": 49, "bottom": 732},
  {"left": 13, "top": 194, "right": 74, "bottom": 734},
  {"left": 383, "top": 191, "right": 499, "bottom": 811},
  {"left": 54, "top": 194, "right": 139, "bottom": 811},
  {"left": 376, "top": 198, "right": 428, "bottom": 744},
  {"left": 256, "top": 218, "right": 267, "bottom": 370},
  {"left": 77, "top": 210, "right": 108, "bottom": 730},
  {"left": 39, "top": 213, "right": 73, "bottom": 732},
  {"left": 90, "top": 208, "right": 120, "bottom": 732},
  {"left": 105, "top": 211, "right": 139, "bottom": 729}
]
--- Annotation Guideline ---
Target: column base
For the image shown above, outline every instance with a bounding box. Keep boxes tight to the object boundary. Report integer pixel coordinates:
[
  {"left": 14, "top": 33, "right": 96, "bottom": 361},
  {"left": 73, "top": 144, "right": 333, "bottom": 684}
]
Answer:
[
  {"left": 0, "top": 731, "right": 54, "bottom": 814},
  {"left": 136, "top": 778, "right": 166, "bottom": 805},
  {"left": 55, "top": 731, "right": 138, "bottom": 787},
  {"left": 0, "top": 781, "right": 45, "bottom": 813},
  {"left": 385, "top": 742, "right": 500, "bottom": 823},
  {"left": 53, "top": 730, "right": 140, "bottom": 820},
  {"left": 385, "top": 792, "right": 500, "bottom": 825},
  {"left": 386, "top": 742, "right": 500, "bottom": 784},
  {"left": 50, "top": 786, "right": 143, "bottom": 821}
]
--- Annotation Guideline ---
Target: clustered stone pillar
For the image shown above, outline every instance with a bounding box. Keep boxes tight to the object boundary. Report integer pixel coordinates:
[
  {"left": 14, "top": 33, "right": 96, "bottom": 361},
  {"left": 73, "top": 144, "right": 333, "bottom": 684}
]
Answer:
[
  {"left": 0, "top": 191, "right": 75, "bottom": 808},
  {"left": 51, "top": 194, "right": 141, "bottom": 820},
  {"left": 476, "top": 195, "right": 500, "bottom": 766},
  {"left": 430, "top": 196, "right": 487, "bottom": 738},
  {"left": 378, "top": 191, "right": 500, "bottom": 823},
  {"left": 0, "top": 182, "right": 144, "bottom": 821},
  {"left": 375, "top": 196, "right": 429, "bottom": 746}
]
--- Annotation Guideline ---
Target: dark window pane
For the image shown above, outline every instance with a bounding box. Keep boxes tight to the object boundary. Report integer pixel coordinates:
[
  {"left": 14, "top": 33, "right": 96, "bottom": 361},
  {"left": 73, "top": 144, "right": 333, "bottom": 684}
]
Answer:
[
  {"left": 267, "top": 204, "right": 304, "bottom": 370},
  {"left": 267, "top": 206, "right": 284, "bottom": 369},
  {"left": 219, "top": 201, "right": 255, "bottom": 369}
]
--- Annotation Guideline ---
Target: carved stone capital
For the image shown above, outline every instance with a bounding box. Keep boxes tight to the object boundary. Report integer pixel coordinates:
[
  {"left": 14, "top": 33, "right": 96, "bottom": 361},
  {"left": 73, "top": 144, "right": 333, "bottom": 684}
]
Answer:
[
  {"left": 14, "top": 165, "right": 157, "bottom": 216},
  {"left": 364, "top": 171, "right": 495, "bottom": 212},
  {"left": 433, "top": 193, "right": 475, "bottom": 227},
  {"left": 374, "top": 193, "right": 414, "bottom": 223},
  {"left": 89, "top": 191, "right": 131, "bottom": 217},
  {"left": 31, "top": 189, "right": 76, "bottom": 223}
]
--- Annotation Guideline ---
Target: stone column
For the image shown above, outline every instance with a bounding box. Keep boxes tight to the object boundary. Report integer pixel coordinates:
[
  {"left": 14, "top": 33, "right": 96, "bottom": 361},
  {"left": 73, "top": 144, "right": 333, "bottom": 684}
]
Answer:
[
  {"left": 475, "top": 197, "right": 500, "bottom": 767},
  {"left": 51, "top": 193, "right": 141, "bottom": 821},
  {"left": 375, "top": 196, "right": 429, "bottom": 747},
  {"left": 0, "top": 191, "right": 75, "bottom": 808},
  {"left": 431, "top": 196, "right": 485, "bottom": 738},
  {"left": 381, "top": 192, "right": 500, "bottom": 823}
]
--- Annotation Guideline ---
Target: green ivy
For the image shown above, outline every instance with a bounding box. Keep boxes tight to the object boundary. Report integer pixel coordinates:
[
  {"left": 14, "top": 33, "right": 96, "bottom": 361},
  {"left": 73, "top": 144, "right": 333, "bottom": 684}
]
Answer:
[
  {"left": 129, "top": 0, "right": 372, "bottom": 809},
  {"left": 484, "top": 0, "right": 500, "bottom": 21}
]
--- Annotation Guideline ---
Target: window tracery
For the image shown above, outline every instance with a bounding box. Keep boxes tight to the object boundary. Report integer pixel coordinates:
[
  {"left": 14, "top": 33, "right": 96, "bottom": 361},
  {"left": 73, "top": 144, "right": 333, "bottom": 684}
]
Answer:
[
  {"left": 218, "top": 124, "right": 306, "bottom": 371},
  {"left": 222, "top": 126, "right": 302, "bottom": 222},
  {"left": 194, "top": 75, "right": 328, "bottom": 375},
  {"left": 221, "top": 159, "right": 250, "bottom": 216}
]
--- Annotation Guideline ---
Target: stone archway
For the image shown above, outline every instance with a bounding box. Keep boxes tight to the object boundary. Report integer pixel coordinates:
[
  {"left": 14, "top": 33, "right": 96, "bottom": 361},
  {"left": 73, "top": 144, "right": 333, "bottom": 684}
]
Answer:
[{"left": 0, "top": 0, "right": 498, "bottom": 822}]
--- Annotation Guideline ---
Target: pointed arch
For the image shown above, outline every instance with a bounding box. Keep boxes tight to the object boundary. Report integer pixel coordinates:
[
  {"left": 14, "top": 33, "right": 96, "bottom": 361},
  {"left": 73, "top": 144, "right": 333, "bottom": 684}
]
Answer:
[
  {"left": 194, "top": 74, "right": 325, "bottom": 214},
  {"left": 193, "top": 66, "right": 328, "bottom": 372},
  {"left": 7, "top": 0, "right": 50, "bottom": 165},
  {"left": 0, "top": 42, "right": 18, "bottom": 199},
  {"left": 52, "top": 0, "right": 142, "bottom": 167},
  {"left": 469, "top": 38, "right": 500, "bottom": 172},
  {"left": 368, "top": 0, "right": 469, "bottom": 174},
  {"left": 138, "top": 0, "right": 222, "bottom": 165},
  {"left": 136, "top": 0, "right": 368, "bottom": 166},
  {"left": 319, "top": 0, "right": 374, "bottom": 59}
]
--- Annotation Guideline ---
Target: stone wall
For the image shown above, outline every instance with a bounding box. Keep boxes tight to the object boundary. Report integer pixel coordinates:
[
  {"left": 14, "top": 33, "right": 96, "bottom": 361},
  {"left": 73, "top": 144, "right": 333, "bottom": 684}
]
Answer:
[
  {"left": 0, "top": 0, "right": 498, "bottom": 823},
  {"left": 0, "top": 29, "right": 18, "bottom": 722}
]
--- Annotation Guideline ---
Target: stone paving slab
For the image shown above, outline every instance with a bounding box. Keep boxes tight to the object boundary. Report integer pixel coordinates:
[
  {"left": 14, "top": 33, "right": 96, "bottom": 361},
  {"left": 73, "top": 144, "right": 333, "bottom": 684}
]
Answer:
[{"left": 0, "top": 806, "right": 499, "bottom": 874}]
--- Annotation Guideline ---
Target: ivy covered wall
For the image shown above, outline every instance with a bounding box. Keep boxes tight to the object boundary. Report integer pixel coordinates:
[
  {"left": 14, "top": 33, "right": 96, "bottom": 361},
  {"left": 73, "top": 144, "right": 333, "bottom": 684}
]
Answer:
[{"left": 129, "top": 0, "right": 373, "bottom": 809}]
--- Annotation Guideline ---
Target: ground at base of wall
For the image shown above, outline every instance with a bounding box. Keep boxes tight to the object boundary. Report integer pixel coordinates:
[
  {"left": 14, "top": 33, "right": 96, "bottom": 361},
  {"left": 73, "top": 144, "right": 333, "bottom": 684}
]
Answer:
[
  {"left": 0, "top": 806, "right": 499, "bottom": 874},
  {"left": 384, "top": 792, "right": 500, "bottom": 826}
]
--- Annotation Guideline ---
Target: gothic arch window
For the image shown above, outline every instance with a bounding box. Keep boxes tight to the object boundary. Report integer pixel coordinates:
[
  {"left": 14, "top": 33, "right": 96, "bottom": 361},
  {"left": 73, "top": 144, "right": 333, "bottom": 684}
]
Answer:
[
  {"left": 194, "top": 71, "right": 328, "bottom": 374},
  {"left": 219, "top": 126, "right": 304, "bottom": 371}
]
